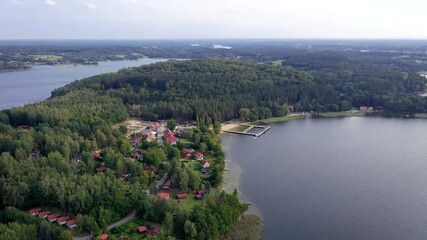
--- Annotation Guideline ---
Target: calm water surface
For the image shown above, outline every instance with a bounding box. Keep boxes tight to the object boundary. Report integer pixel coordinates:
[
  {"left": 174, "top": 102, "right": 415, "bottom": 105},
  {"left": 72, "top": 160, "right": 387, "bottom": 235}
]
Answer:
[
  {"left": 222, "top": 117, "right": 427, "bottom": 240},
  {"left": 0, "top": 58, "right": 166, "bottom": 110}
]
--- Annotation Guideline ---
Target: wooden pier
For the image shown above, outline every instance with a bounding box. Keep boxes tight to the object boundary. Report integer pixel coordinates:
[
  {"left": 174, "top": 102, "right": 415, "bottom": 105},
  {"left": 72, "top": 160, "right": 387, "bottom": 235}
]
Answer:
[{"left": 223, "top": 124, "right": 271, "bottom": 139}]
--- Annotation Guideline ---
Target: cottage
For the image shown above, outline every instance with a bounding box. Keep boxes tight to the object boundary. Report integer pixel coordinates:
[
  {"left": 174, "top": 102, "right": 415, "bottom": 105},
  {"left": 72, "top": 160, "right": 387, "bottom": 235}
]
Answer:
[
  {"left": 92, "top": 151, "right": 101, "bottom": 159},
  {"left": 195, "top": 189, "right": 205, "bottom": 200},
  {"left": 47, "top": 213, "right": 60, "bottom": 222},
  {"left": 194, "top": 152, "right": 204, "bottom": 161},
  {"left": 164, "top": 128, "right": 174, "bottom": 137},
  {"left": 156, "top": 192, "right": 170, "bottom": 200},
  {"left": 99, "top": 234, "right": 109, "bottom": 240},
  {"left": 96, "top": 166, "right": 106, "bottom": 173},
  {"left": 130, "top": 137, "right": 142, "bottom": 145},
  {"left": 162, "top": 179, "right": 172, "bottom": 190},
  {"left": 181, "top": 148, "right": 195, "bottom": 159},
  {"left": 138, "top": 225, "right": 148, "bottom": 233},
  {"left": 165, "top": 135, "right": 178, "bottom": 145},
  {"left": 29, "top": 208, "right": 42, "bottom": 216},
  {"left": 57, "top": 216, "right": 69, "bottom": 226},
  {"left": 200, "top": 159, "right": 210, "bottom": 168},
  {"left": 148, "top": 228, "right": 160, "bottom": 236},
  {"left": 176, "top": 193, "right": 188, "bottom": 199},
  {"left": 134, "top": 152, "right": 143, "bottom": 160},
  {"left": 142, "top": 129, "right": 157, "bottom": 142},
  {"left": 66, "top": 219, "right": 77, "bottom": 229},
  {"left": 38, "top": 211, "right": 50, "bottom": 218}
]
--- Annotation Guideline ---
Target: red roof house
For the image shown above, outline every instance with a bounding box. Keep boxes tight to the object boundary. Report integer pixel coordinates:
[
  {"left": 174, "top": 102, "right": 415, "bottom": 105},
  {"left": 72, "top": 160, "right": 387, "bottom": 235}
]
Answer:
[
  {"left": 57, "top": 216, "right": 69, "bottom": 225},
  {"left": 92, "top": 151, "right": 101, "bottom": 158},
  {"left": 47, "top": 213, "right": 60, "bottom": 222},
  {"left": 176, "top": 193, "right": 188, "bottom": 199},
  {"left": 162, "top": 179, "right": 172, "bottom": 190},
  {"left": 134, "top": 152, "right": 143, "bottom": 160},
  {"left": 194, "top": 152, "right": 204, "bottom": 161},
  {"left": 148, "top": 228, "right": 160, "bottom": 236},
  {"left": 38, "top": 211, "right": 50, "bottom": 218},
  {"left": 29, "top": 208, "right": 42, "bottom": 215},
  {"left": 156, "top": 192, "right": 170, "bottom": 200},
  {"left": 181, "top": 148, "right": 194, "bottom": 159},
  {"left": 66, "top": 219, "right": 77, "bottom": 229},
  {"left": 138, "top": 225, "right": 148, "bottom": 233},
  {"left": 200, "top": 159, "right": 210, "bottom": 168},
  {"left": 96, "top": 166, "right": 106, "bottom": 173},
  {"left": 165, "top": 135, "right": 178, "bottom": 145},
  {"left": 164, "top": 128, "right": 174, "bottom": 137},
  {"left": 99, "top": 234, "right": 109, "bottom": 240}
]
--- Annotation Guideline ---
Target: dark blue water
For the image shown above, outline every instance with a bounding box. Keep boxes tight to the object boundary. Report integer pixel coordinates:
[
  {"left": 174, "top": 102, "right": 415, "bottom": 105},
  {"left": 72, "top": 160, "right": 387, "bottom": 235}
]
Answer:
[
  {"left": 222, "top": 117, "right": 427, "bottom": 240},
  {"left": 0, "top": 58, "right": 166, "bottom": 110}
]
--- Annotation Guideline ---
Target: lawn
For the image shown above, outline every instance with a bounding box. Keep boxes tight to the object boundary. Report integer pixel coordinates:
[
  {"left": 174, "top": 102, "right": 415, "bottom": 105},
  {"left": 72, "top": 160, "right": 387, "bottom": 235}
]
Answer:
[
  {"left": 319, "top": 111, "right": 365, "bottom": 118},
  {"left": 253, "top": 114, "right": 305, "bottom": 124},
  {"left": 30, "top": 55, "right": 63, "bottom": 62},
  {"left": 177, "top": 195, "right": 200, "bottom": 211},
  {"left": 230, "top": 125, "right": 249, "bottom": 132},
  {"left": 414, "top": 113, "right": 427, "bottom": 119},
  {"left": 272, "top": 60, "right": 284, "bottom": 66},
  {"left": 178, "top": 137, "right": 192, "bottom": 147},
  {"left": 109, "top": 219, "right": 146, "bottom": 240}
]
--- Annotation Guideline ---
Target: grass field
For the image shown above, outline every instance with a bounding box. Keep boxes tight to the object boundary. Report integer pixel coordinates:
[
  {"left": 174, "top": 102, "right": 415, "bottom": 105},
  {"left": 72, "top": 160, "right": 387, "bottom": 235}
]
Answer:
[
  {"left": 30, "top": 55, "right": 63, "bottom": 62},
  {"left": 253, "top": 114, "right": 305, "bottom": 124},
  {"left": 319, "top": 111, "right": 365, "bottom": 118},
  {"left": 414, "top": 113, "right": 427, "bottom": 119},
  {"left": 272, "top": 60, "right": 284, "bottom": 66},
  {"left": 109, "top": 218, "right": 146, "bottom": 239},
  {"left": 230, "top": 125, "right": 249, "bottom": 132}
]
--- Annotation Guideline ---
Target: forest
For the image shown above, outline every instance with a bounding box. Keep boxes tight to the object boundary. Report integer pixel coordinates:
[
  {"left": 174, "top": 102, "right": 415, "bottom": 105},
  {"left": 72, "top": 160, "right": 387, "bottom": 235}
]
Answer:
[{"left": 52, "top": 58, "right": 427, "bottom": 123}]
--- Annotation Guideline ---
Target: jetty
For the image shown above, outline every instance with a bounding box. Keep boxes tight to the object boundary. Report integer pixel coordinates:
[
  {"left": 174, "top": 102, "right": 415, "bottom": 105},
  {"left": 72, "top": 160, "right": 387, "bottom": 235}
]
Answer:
[{"left": 223, "top": 124, "right": 270, "bottom": 139}]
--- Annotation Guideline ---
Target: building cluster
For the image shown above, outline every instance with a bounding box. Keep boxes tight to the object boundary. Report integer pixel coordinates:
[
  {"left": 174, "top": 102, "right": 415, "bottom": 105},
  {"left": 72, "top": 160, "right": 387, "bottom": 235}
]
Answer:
[{"left": 28, "top": 208, "right": 77, "bottom": 230}]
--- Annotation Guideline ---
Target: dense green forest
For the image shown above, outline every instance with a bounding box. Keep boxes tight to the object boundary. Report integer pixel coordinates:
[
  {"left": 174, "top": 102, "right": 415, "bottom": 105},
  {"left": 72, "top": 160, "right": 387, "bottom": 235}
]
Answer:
[{"left": 52, "top": 59, "right": 427, "bottom": 123}]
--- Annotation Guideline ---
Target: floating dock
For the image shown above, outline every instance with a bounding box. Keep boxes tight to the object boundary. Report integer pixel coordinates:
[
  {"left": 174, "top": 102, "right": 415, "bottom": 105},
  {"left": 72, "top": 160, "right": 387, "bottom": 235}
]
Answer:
[{"left": 223, "top": 124, "right": 270, "bottom": 139}]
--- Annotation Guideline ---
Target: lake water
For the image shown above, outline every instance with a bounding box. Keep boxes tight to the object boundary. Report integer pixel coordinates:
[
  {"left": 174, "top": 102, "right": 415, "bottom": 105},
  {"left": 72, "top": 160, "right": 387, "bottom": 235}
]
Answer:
[
  {"left": 222, "top": 117, "right": 427, "bottom": 240},
  {"left": 0, "top": 58, "right": 167, "bottom": 110}
]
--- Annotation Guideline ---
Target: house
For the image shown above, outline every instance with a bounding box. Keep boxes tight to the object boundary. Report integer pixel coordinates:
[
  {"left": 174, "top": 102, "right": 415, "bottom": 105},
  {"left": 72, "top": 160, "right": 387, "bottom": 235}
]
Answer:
[
  {"left": 29, "top": 208, "right": 42, "bottom": 216},
  {"left": 130, "top": 137, "right": 142, "bottom": 145},
  {"left": 38, "top": 211, "right": 50, "bottom": 218},
  {"left": 134, "top": 152, "right": 143, "bottom": 160},
  {"left": 92, "top": 151, "right": 101, "bottom": 159},
  {"left": 200, "top": 159, "right": 210, "bottom": 168},
  {"left": 162, "top": 179, "right": 172, "bottom": 190},
  {"left": 138, "top": 225, "right": 148, "bottom": 233},
  {"left": 194, "top": 152, "right": 204, "bottom": 161},
  {"left": 57, "top": 216, "right": 69, "bottom": 226},
  {"left": 96, "top": 166, "right": 106, "bottom": 173},
  {"left": 47, "top": 213, "right": 60, "bottom": 222},
  {"left": 148, "top": 228, "right": 160, "bottom": 236},
  {"left": 99, "top": 234, "right": 109, "bottom": 240},
  {"left": 71, "top": 154, "right": 82, "bottom": 163},
  {"left": 195, "top": 189, "right": 205, "bottom": 200},
  {"left": 176, "top": 193, "right": 188, "bottom": 199},
  {"left": 142, "top": 129, "right": 157, "bottom": 142},
  {"left": 181, "top": 148, "right": 195, "bottom": 159},
  {"left": 122, "top": 171, "right": 131, "bottom": 182},
  {"left": 156, "top": 192, "right": 170, "bottom": 200},
  {"left": 165, "top": 135, "right": 178, "bottom": 145},
  {"left": 66, "top": 219, "right": 77, "bottom": 229},
  {"left": 164, "top": 128, "right": 174, "bottom": 137}
]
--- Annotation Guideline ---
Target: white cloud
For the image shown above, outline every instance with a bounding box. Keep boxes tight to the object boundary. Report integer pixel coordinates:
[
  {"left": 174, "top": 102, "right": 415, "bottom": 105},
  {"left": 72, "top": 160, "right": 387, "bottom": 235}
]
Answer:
[
  {"left": 12, "top": 0, "right": 23, "bottom": 5},
  {"left": 45, "top": 0, "right": 56, "bottom": 7},
  {"left": 86, "top": 3, "right": 96, "bottom": 9}
]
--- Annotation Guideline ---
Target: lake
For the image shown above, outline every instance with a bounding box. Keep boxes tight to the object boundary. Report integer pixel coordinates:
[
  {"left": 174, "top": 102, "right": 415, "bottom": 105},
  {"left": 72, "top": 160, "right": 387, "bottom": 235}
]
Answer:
[
  {"left": 223, "top": 117, "right": 427, "bottom": 240},
  {"left": 0, "top": 58, "right": 167, "bottom": 110}
]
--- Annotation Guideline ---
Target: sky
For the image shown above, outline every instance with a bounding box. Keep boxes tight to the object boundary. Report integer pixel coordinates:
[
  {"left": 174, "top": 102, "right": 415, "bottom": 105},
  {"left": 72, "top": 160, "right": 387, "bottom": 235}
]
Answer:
[{"left": 1, "top": 0, "right": 426, "bottom": 39}]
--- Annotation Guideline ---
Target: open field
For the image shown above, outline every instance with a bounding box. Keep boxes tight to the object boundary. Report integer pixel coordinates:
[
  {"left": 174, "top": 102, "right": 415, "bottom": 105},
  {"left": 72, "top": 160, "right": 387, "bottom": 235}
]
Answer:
[
  {"left": 253, "top": 114, "right": 305, "bottom": 124},
  {"left": 319, "top": 111, "right": 365, "bottom": 118},
  {"left": 113, "top": 118, "right": 152, "bottom": 137}
]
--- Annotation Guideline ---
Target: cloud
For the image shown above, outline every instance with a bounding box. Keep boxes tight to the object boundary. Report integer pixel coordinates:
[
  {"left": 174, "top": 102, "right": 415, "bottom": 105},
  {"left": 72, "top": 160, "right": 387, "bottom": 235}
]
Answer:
[
  {"left": 12, "top": 0, "right": 23, "bottom": 5},
  {"left": 45, "top": 0, "right": 56, "bottom": 7},
  {"left": 86, "top": 3, "right": 96, "bottom": 9}
]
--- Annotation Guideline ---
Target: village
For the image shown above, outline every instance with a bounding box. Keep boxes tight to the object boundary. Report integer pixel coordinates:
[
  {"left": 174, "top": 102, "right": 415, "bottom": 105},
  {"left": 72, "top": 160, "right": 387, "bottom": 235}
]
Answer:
[{"left": 25, "top": 119, "right": 218, "bottom": 239}]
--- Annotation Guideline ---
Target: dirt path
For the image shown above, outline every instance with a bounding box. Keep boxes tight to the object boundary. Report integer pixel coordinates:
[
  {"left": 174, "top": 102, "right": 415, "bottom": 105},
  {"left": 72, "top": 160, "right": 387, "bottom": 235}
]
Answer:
[{"left": 107, "top": 210, "right": 137, "bottom": 230}]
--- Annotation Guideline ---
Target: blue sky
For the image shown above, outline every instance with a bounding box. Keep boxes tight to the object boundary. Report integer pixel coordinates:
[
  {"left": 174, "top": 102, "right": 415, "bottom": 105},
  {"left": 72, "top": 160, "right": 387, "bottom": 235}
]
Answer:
[{"left": 1, "top": 0, "right": 426, "bottom": 39}]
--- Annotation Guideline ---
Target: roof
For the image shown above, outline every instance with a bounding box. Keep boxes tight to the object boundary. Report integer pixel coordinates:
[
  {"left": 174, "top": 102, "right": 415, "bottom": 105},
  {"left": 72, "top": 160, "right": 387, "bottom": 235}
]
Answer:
[
  {"left": 148, "top": 228, "right": 160, "bottom": 235},
  {"left": 96, "top": 166, "right": 106, "bottom": 172},
  {"left": 164, "top": 129, "right": 174, "bottom": 137},
  {"left": 134, "top": 152, "right": 142, "bottom": 157},
  {"left": 131, "top": 137, "right": 142, "bottom": 143},
  {"left": 156, "top": 192, "right": 170, "bottom": 199},
  {"left": 66, "top": 219, "right": 77, "bottom": 225},
  {"left": 38, "top": 211, "right": 50, "bottom": 217},
  {"left": 92, "top": 151, "right": 100, "bottom": 158},
  {"left": 176, "top": 193, "right": 188, "bottom": 199},
  {"left": 138, "top": 225, "right": 148, "bottom": 233},
  {"left": 200, "top": 159, "right": 209, "bottom": 165},
  {"left": 197, "top": 189, "right": 205, "bottom": 194},
  {"left": 99, "top": 234, "right": 109, "bottom": 240},
  {"left": 47, "top": 213, "right": 60, "bottom": 220},
  {"left": 29, "top": 208, "right": 42, "bottom": 214},
  {"left": 165, "top": 135, "right": 178, "bottom": 143},
  {"left": 194, "top": 152, "right": 203, "bottom": 158},
  {"left": 57, "top": 216, "right": 69, "bottom": 222},
  {"left": 163, "top": 179, "right": 172, "bottom": 188}
]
